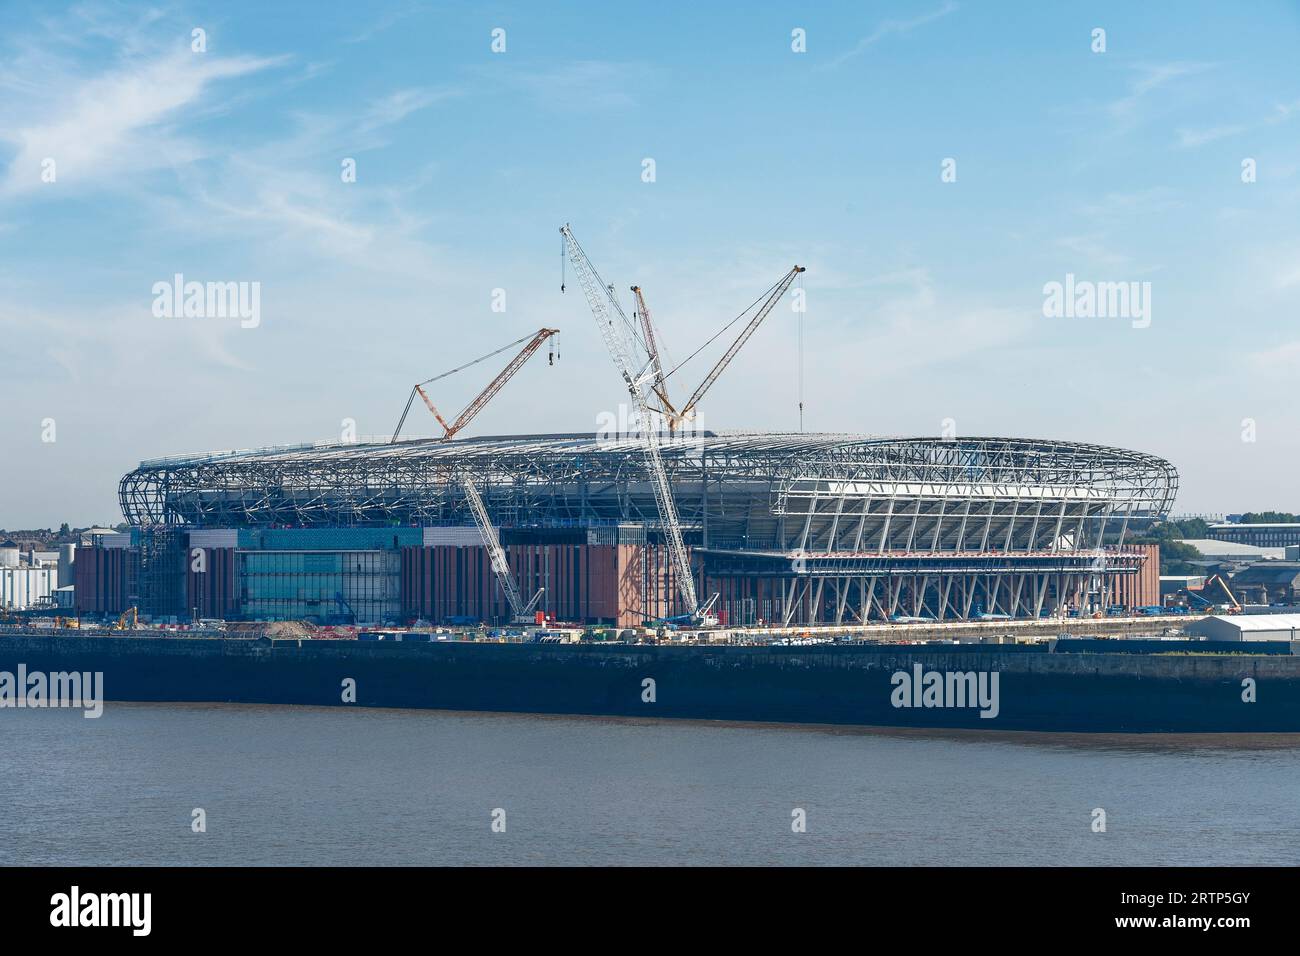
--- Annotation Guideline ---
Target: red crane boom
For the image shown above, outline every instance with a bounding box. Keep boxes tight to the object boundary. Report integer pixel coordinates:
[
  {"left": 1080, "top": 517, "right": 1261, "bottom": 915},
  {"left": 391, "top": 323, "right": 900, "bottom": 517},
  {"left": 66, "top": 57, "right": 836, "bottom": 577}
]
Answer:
[
  {"left": 439, "top": 328, "right": 558, "bottom": 440},
  {"left": 390, "top": 328, "right": 559, "bottom": 443}
]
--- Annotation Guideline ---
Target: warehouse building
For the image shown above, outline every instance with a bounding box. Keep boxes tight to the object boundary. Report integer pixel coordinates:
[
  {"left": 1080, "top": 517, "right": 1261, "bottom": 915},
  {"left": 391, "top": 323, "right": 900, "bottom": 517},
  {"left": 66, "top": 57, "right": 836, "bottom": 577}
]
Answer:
[
  {"left": 1186, "top": 614, "right": 1300, "bottom": 642},
  {"left": 1207, "top": 523, "right": 1300, "bottom": 547},
  {"left": 1227, "top": 562, "right": 1300, "bottom": 606}
]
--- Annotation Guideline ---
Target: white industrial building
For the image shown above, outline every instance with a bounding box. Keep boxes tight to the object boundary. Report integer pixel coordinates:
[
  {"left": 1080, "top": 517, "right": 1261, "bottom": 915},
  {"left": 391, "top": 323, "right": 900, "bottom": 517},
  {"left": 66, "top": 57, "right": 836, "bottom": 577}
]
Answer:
[
  {"left": 0, "top": 539, "right": 67, "bottom": 610},
  {"left": 0, "top": 566, "right": 58, "bottom": 609},
  {"left": 1186, "top": 614, "right": 1300, "bottom": 642}
]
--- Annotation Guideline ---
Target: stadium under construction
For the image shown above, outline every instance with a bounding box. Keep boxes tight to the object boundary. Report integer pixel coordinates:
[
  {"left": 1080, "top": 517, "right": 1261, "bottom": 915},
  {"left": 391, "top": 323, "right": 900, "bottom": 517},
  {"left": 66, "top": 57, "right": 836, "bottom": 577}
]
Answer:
[
  {"left": 77, "top": 227, "right": 1177, "bottom": 627},
  {"left": 78, "top": 431, "right": 1176, "bottom": 627}
]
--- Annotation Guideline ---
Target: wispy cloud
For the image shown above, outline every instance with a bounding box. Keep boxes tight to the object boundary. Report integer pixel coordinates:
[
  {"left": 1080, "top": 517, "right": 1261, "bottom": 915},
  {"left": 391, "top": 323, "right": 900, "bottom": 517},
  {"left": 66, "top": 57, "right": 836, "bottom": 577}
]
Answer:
[
  {"left": 0, "top": 50, "right": 285, "bottom": 197},
  {"left": 485, "top": 60, "right": 656, "bottom": 110},
  {"left": 1055, "top": 235, "right": 1132, "bottom": 270},
  {"left": 1106, "top": 61, "right": 1217, "bottom": 126},
  {"left": 359, "top": 86, "right": 460, "bottom": 132},
  {"left": 1246, "top": 339, "right": 1300, "bottom": 373},
  {"left": 819, "top": 1, "right": 959, "bottom": 71},
  {"left": 344, "top": 2, "right": 427, "bottom": 45},
  {"left": 1176, "top": 97, "right": 1300, "bottom": 149},
  {"left": 1078, "top": 188, "right": 1182, "bottom": 220}
]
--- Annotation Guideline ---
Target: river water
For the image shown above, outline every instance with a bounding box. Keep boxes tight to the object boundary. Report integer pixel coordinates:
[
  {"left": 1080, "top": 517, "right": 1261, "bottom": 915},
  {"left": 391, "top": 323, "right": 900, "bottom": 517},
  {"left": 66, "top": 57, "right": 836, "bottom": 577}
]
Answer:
[{"left": 3, "top": 703, "right": 1297, "bottom": 866}]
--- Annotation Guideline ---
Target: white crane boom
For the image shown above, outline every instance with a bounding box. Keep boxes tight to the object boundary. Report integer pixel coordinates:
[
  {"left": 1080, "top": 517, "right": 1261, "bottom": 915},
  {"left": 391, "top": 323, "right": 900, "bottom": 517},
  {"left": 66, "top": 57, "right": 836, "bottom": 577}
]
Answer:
[
  {"left": 560, "top": 224, "right": 700, "bottom": 618},
  {"left": 676, "top": 265, "right": 804, "bottom": 424},
  {"left": 461, "top": 474, "right": 543, "bottom": 621}
]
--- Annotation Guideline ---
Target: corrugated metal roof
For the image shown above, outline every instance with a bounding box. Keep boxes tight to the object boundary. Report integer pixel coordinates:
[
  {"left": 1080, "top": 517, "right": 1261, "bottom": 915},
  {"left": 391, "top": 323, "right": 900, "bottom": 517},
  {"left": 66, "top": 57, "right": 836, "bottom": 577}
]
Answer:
[
  {"left": 1181, "top": 539, "right": 1285, "bottom": 558},
  {"left": 1210, "top": 522, "right": 1300, "bottom": 529},
  {"left": 1230, "top": 563, "right": 1300, "bottom": 585},
  {"left": 1201, "top": 614, "right": 1300, "bottom": 631}
]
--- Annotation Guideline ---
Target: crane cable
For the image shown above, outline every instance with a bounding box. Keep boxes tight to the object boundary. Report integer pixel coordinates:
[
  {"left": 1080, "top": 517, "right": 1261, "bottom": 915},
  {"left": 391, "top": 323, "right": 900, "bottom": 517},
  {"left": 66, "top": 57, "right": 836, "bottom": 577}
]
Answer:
[
  {"left": 392, "top": 331, "right": 545, "bottom": 442},
  {"left": 560, "top": 228, "right": 789, "bottom": 404},
  {"left": 796, "top": 269, "right": 805, "bottom": 432},
  {"left": 414, "top": 331, "right": 539, "bottom": 389},
  {"left": 658, "top": 273, "right": 786, "bottom": 385}
]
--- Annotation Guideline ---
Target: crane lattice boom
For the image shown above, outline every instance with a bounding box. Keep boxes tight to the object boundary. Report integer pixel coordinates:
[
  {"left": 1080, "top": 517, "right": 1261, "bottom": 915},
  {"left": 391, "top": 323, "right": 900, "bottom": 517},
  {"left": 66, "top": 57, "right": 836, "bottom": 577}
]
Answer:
[
  {"left": 675, "top": 265, "right": 804, "bottom": 427},
  {"left": 560, "top": 225, "right": 700, "bottom": 617},
  {"left": 631, "top": 286, "right": 677, "bottom": 418},
  {"left": 391, "top": 329, "right": 556, "bottom": 622},
  {"left": 441, "top": 328, "right": 558, "bottom": 440}
]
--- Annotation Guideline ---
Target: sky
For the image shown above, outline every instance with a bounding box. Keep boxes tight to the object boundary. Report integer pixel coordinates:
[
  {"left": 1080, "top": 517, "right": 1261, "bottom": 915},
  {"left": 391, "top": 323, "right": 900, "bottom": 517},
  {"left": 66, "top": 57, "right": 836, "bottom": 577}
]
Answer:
[{"left": 1, "top": 0, "right": 1299, "bottom": 528}]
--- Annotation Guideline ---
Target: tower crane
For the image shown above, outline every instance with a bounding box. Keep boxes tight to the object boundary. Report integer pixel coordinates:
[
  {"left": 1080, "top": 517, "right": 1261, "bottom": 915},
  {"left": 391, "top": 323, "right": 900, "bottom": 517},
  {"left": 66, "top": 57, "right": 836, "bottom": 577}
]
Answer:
[
  {"left": 560, "top": 224, "right": 710, "bottom": 624},
  {"left": 391, "top": 330, "right": 557, "bottom": 624}
]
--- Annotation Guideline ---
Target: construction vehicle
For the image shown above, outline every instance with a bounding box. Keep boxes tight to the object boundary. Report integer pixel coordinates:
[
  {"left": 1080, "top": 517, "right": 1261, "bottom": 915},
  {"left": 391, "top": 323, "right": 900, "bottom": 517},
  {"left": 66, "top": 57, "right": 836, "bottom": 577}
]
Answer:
[
  {"left": 390, "top": 330, "right": 554, "bottom": 624},
  {"left": 647, "top": 593, "right": 721, "bottom": 631},
  {"left": 115, "top": 607, "right": 138, "bottom": 630},
  {"left": 1189, "top": 574, "right": 1242, "bottom": 614}
]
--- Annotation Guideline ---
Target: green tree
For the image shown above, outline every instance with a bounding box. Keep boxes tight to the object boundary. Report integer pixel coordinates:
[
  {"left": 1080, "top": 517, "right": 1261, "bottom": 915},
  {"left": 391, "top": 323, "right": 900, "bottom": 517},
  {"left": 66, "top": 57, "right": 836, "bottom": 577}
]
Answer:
[
  {"left": 1155, "top": 540, "right": 1204, "bottom": 575},
  {"left": 1238, "top": 512, "right": 1300, "bottom": 524}
]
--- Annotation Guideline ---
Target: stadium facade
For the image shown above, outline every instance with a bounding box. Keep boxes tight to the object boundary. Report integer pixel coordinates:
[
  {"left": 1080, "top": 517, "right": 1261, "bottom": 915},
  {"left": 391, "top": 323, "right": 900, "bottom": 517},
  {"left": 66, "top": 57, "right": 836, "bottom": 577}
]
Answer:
[{"left": 78, "top": 432, "right": 1176, "bottom": 626}]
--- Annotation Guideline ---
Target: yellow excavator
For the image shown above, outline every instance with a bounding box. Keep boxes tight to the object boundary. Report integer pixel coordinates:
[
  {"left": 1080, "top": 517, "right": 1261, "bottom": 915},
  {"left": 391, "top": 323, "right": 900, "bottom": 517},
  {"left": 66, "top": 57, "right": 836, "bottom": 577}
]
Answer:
[{"left": 115, "top": 607, "right": 138, "bottom": 630}]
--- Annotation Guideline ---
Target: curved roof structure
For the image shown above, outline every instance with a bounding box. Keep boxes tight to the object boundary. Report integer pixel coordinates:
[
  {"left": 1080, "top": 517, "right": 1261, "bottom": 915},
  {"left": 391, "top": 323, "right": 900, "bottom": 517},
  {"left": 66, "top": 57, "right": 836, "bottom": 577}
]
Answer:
[{"left": 119, "top": 431, "right": 1178, "bottom": 554}]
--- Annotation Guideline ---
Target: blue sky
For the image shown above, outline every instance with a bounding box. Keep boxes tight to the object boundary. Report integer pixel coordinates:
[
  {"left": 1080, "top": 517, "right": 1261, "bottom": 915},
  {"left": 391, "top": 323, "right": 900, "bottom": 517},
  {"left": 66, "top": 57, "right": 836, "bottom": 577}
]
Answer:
[{"left": 2, "top": 0, "right": 1299, "bottom": 526}]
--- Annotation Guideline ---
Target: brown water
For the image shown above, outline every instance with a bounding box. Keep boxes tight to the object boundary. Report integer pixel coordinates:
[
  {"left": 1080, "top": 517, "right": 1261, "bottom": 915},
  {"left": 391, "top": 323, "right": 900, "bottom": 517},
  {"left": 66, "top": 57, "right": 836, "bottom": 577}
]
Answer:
[{"left": 3, "top": 702, "right": 1298, "bottom": 865}]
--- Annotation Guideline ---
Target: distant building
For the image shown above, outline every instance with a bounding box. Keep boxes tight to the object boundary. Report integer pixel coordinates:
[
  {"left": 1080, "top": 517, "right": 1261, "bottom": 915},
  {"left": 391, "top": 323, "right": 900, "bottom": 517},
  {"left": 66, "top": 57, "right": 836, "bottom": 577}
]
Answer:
[
  {"left": 1228, "top": 562, "right": 1300, "bottom": 606},
  {"left": 1179, "top": 539, "right": 1285, "bottom": 563},
  {"left": 1160, "top": 574, "right": 1205, "bottom": 597},
  {"left": 1207, "top": 523, "right": 1300, "bottom": 547},
  {"left": 77, "top": 528, "right": 121, "bottom": 546},
  {"left": 0, "top": 566, "right": 57, "bottom": 609},
  {"left": 0, "top": 538, "right": 60, "bottom": 608},
  {"left": 1186, "top": 614, "right": 1300, "bottom": 642}
]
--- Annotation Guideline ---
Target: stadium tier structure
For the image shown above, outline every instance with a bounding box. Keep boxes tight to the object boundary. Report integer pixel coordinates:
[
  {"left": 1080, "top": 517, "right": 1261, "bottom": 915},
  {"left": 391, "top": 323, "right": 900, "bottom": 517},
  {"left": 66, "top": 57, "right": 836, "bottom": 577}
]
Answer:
[{"left": 94, "top": 433, "right": 1178, "bottom": 627}]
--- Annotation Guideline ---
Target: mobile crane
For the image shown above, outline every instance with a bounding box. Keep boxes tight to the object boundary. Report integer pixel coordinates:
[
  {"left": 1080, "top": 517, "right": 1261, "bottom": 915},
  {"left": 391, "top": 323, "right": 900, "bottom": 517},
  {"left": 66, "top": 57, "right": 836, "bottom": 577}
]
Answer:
[{"left": 391, "top": 330, "right": 556, "bottom": 623}]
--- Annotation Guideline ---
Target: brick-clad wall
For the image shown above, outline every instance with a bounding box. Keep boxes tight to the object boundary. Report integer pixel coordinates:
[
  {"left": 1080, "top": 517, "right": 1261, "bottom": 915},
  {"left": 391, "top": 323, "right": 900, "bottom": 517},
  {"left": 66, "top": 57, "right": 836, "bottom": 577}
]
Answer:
[
  {"left": 399, "top": 542, "right": 715, "bottom": 626},
  {"left": 1107, "top": 544, "right": 1160, "bottom": 609},
  {"left": 73, "top": 546, "right": 137, "bottom": 615},
  {"left": 185, "top": 547, "right": 238, "bottom": 619},
  {"left": 402, "top": 544, "right": 628, "bottom": 625}
]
